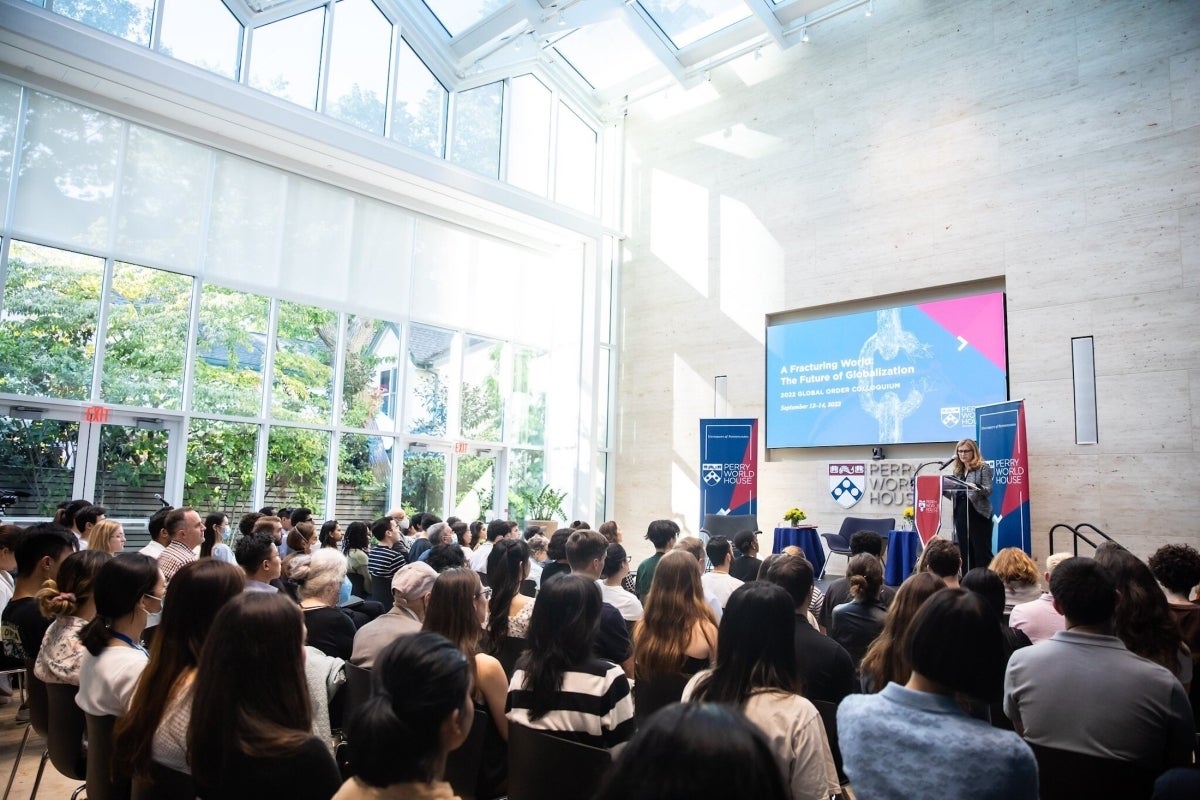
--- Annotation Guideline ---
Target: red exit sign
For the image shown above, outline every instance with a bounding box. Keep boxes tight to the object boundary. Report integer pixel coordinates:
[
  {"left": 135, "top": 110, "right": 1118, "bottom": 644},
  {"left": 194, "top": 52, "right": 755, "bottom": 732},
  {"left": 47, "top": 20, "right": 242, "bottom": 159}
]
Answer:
[
  {"left": 84, "top": 405, "right": 110, "bottom": 423},
  {"left": 453, "top": 441, "right": 468, "bottom": 454}
]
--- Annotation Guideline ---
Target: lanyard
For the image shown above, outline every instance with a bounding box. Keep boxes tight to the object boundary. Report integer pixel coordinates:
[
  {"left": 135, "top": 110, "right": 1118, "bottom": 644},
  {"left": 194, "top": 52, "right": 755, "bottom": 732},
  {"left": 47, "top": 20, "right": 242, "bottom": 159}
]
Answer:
[{"left": 110, "top": 631, "right": 149, "bottom": 656}]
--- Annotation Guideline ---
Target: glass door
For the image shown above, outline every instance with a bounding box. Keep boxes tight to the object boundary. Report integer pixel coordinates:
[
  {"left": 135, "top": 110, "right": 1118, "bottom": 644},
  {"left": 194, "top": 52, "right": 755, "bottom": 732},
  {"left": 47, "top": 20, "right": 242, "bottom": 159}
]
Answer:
[
  {"left": 0, "top": 402, "right": 182, "bottom": 523},
  {"left": 452, "top": 450, "right": 496, "bottom": 522},
  {"left": 400, "top": 445, "right": 449, "bottom": 516}
]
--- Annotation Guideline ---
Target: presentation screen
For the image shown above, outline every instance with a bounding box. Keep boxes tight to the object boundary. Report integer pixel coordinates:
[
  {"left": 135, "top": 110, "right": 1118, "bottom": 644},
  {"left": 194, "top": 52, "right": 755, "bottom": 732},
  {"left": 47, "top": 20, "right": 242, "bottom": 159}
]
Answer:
[{"left": 766, "top": 291, "right": 1009, "bottom": 448}]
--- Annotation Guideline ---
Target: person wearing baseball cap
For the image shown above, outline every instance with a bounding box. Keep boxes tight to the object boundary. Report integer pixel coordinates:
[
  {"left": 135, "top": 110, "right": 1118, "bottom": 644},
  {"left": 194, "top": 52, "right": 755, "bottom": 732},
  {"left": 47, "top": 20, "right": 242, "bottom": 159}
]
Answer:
[{"left": 349, "top": 562, "right": 437, "bottom": 668}]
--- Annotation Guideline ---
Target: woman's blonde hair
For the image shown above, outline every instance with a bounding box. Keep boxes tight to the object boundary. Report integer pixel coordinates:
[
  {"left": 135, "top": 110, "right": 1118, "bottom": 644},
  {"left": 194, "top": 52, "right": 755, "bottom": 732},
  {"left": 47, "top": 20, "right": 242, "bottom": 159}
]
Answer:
[
  {"left": 953, "top": 438, "right": 984, "bottom": 474},
  {"left": 989, "top": 547, "right": 1040, "bottom": 587},
  {"left": 633, "top": 550, "right": 717, "bottom": 678},
  {"left": 91, "top": 519, "right": 124, "bottom": 554}
]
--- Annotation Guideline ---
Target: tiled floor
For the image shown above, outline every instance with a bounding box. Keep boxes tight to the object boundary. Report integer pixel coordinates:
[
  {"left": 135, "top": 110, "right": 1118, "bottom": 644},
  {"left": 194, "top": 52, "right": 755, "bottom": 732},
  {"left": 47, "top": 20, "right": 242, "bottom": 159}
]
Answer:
[{"left": 0, "top": 687, "right": 80, "bottom": 799}]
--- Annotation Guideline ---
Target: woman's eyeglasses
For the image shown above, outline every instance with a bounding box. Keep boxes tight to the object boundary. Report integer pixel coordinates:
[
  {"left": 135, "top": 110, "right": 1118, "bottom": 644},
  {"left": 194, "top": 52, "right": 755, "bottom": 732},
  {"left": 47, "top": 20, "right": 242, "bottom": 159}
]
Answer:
[{"left": 476, "top": 587, "right": 493, "bottom": 600}]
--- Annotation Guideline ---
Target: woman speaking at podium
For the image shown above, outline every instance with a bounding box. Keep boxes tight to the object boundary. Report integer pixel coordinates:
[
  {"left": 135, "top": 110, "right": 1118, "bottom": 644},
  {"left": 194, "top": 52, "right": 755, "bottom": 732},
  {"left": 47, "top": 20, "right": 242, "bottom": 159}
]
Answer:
[{"left": 945, "top": 439, "right": 993, "bottom": 573}]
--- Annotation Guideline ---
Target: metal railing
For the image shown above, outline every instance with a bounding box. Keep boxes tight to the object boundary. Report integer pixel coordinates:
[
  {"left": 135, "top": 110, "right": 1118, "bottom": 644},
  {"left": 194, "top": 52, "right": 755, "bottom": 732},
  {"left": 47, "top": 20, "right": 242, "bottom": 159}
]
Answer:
[{"left": 1047, "top": 523, "right": 1118, "bottom": 556}]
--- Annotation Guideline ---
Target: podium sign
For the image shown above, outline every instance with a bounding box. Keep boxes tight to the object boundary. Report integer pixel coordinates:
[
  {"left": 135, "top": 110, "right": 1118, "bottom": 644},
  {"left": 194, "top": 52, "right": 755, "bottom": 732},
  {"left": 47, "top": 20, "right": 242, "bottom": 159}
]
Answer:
[{"left": 913, "top": 474, "right": 942, "bottom": 545}]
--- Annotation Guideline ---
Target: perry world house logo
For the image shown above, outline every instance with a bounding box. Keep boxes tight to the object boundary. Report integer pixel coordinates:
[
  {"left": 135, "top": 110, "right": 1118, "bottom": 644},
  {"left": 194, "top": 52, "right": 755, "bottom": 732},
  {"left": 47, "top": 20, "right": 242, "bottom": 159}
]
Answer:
[
  {"left": 829, "top": 462, "right": 866, "bottom": 509},
  {"left": 701, "top": 463, "right": 722, "bottom": 486},
  {"left": 940, "top": 406, "right": 961, "bottom": 427}
]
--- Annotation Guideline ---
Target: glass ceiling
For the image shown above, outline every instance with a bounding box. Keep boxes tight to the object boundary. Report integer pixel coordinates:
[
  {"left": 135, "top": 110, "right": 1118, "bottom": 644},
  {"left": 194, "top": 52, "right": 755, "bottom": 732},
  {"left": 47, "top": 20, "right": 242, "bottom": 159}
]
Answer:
[{"left": 224, "top": 0, "right": 873, "bottom": 118}]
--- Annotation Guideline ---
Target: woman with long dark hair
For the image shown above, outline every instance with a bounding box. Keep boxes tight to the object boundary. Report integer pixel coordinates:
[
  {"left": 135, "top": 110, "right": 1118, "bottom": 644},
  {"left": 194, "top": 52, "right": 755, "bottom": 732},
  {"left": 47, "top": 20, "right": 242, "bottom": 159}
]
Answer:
[
  {"left": 633, "top": 549, "right": 718, "bottom": 689},
  {"left": 944, "top": 438, "right": 994, "bottom": 572},
  {"left": 344, "top": 521, "right": 372, "bottom": 597},
  {"left": 1095, "top": 543, "right": 1190, "bottom": 681},
  {"left": 506, "top": 574, "right": 635, "bottom": 750},
  {"left": 189, "top": 592, "right": 341, "bottom": 799},
  {"left": 34, "top": 549, "right": 111, "bottom": 685},
  {"left": 77, "top": 554, "right": 163, "bottom": 717},
  {"left": 335, "top": 632, "right": 473, "bottom": 799},
  {"left": 423, "top": 567, "right": 509, "bottom": 797},
  {"left": 484, "top": 538, "right": 533, "bottom": 652},
  {"left": 200, "top": 512, "right": 235, "bottom": 564},
  {"left": 859, "top": 572, "right": 946, "bottom": 693},
  {"left": 684, "top": 582, "right": 839, "bottom": 800},
  {"left": 319, "top": 520, "right": 343, "bottom": 550},
  {"left": 113, "top": 559, "right": 245, "bottom": 779}
]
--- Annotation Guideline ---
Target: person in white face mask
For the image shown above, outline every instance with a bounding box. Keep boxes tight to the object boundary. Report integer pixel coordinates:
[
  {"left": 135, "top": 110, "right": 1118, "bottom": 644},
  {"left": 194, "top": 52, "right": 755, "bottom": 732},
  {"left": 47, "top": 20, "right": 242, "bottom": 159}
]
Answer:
[{"left": 389, "top": 508, "right": 413, "bottom": 547}]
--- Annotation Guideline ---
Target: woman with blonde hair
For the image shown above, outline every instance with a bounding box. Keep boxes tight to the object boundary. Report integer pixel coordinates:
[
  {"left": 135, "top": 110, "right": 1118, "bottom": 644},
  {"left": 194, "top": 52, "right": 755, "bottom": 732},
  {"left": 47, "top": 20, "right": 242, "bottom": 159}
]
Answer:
[
  {"left": 632, "top": 549, "right": 718, "bottom": 718},
  {"left": 91, "top": 519, "right": 127, "bottom": 554},
  {"left": 944, "top": 438, "right": 993, "bottom": 571},
  {"left": 989, "top": 547, "right": 1042, "bottom": 616},
  {"left": 859, "top": 572, "right": 947, "bottom": 692},
  {"left": 34, "top": 549, "right": 112, "bottom": 684}
]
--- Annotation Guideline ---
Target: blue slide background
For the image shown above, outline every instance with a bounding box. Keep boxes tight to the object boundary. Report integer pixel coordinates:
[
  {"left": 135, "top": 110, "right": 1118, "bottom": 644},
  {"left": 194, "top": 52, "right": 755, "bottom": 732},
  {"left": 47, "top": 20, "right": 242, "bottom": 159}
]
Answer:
[{"left": 766, "top": 301, "right": 1007, "bottom": 448}]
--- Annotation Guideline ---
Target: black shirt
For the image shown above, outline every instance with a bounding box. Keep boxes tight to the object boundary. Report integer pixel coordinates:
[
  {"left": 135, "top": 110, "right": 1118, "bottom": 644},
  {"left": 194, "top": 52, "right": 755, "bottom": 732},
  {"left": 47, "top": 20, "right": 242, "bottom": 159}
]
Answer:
[
  {"left": 793, "top": 615, "right": 858, "bottom": 705},
  {"left": 729, "top": 555, "right": 762, "bottom": 582},
  {"left": 196, "top": 736, "right": 341, "bottom": 800},
  {"left": 593, "top": 602, "right": 632, "bottom": 665},
  {"left": 1, "top": 596, "right": 51, "bottom": 662},
  {"left": 302, "top": 605, "right": 358, "bottom": 661},
  {"left": 818, "top": 577, "right": 895, "bottom": 631}
]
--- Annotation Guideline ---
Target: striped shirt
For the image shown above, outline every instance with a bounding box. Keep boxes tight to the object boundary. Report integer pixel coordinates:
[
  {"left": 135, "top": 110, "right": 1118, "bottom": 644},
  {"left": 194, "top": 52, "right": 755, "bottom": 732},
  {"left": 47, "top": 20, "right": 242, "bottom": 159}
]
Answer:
[
  {"left": 506, "top": 657, "right": 635, "bottom": 751},
  {"left": 367, "top": 544, "right": 406, "bottom": 580},
  {"left": 158, "top": 541, "right": 197, "bottom": 585}
]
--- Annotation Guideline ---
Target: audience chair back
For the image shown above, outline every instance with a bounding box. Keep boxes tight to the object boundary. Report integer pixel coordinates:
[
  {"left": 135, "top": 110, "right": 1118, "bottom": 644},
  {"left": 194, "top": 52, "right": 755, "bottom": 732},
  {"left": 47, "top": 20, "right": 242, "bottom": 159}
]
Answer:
[
  {"left": 3, "top": 663, "right": 45, "bottom": 800},
  {"left": 507, "top": 724, "right": 611, "bottom": 800},
  {"left": 26, "top": 660, "right": 49, "bottom": 738},
  {"left": 369, "top": 579, "right": 393, "bottom": 607},
  {"left": 812, "top": 699, "right": 848, "bottom": 786},
  {"left": 347, "top": 572, "right": 367, "bottom": 600},
  {"left": 84, "top": 713, "right": 130, "bottom": 800},
  {"left": 444, "top": 706, "right": 490, "bottom": 800},
  {"left": 130, "top": 762, "right": 195, "bottom": 800},
  {"left": 632, "top": 672, "right": 690, "bottom": 723},
  {"left": 44, "top": 682, "right": 88, "bottom": 798},
  {"left": 1029, "top": 742, "right": 1158, "bottom": 800}
]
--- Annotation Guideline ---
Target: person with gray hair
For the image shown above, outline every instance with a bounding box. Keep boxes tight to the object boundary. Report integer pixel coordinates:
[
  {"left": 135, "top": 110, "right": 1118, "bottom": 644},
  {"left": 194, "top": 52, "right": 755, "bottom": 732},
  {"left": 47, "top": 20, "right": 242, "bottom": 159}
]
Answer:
[
  {"left": 291, "top": 548, "right": 357, "bottom": 660},
  {"left": 416, "top": 522, "right": 450, "bottom": 563},
  {"left": 1008, "top": 552, "right": 1072, "bottom": 644}
]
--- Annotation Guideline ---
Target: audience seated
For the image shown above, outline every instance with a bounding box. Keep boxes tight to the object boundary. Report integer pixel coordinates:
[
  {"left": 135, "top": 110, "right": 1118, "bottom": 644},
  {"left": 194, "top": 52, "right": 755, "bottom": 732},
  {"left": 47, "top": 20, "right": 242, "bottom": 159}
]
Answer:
[
  {"left": 632, "top": 549, "right": 718, "bottom": 718},
  {"left": 425, "top": 541, "right": 467, "bottom": 573},
  {"left": 201, "top": 512, "right": 235, "bottom": 564},
  {"left": 817, "top": 531, "right": 896, "bottom": 631},
  {"left": 761, "top": 553, "right": 858, "bottom": 704},
  {"left": 1004, "top": 557, "right": 1194, "bottom": 772},
  {"left": 351, "top": 561, "right": 437, "bottom": 668},
  {"left": 423, "top": 567, "right": 509, "bottom": 798},
  {"left": 1095, "top": 543, "right": 1192, "bottom": 685},
  {"left": 1008, "top": 552, "right": 1071, "bottom": 643},
  {"left": 113, "top": 559, "right": 244, "bottom": 779},
  {"left": 139, "top": 507, "right": 173, "bottom": 558},
  {"left": 961, "top": 567, "right": 1033, "bottom": 727},
  {"left": 34, "top": 550, "right": 110, "bottom": 684},
  {"left": 989, "top": 548, "right": 1044, "bottom": 617},
  {"left": 700, "top": 537, "right": 745, "bottom": 611},
  {"left": 593, "top": 703, "right": 788, "bottom": 800},
  {"left": 235, "top": 530, "right": 283, "bottom": 592},
  {"left": 471, "top": 519, "right": 510, "bottom": 578},
  {"left": 567, "top": 530, "right": 634, "bottom": 675},
  {"left": 830, "top": 553, "right": 887, "bottom": 671},
  {"left": 634, "top": 520, "right": 679, "bottom": 600},
  {"left": 507, "top": 574, "right": 635, "bottom": 751},
  {"left": 539, "top": 528, "right": 572, "bottom": 587},
  {"left": 598, "top": 543, "right": 642, "bottom": 622},
  {"left": 918, "top": 538, "right": 962, "bottom": 587},
  {"left": 77, "top": 554, "right": 163, "bottom": 717},
  {"left": 1149, "top": 543, "right": 1200, "bottom": 728},
  {"left": 343, "top": 521, "right": 372, "bottom": 598},
  {"left": 335, "top": 632, "right": 474, "bottom": 799},
  {"left": 840, "top": 589, "right": 1037, "bottom": 799},
  {"left": 683, "top": 582, "right": 839, "bottom": 800},
  {"left": 728, "top": 529, "right": 763, "bottom": 583},
  {"left": 484, "top": 538, "right": 534, "bottom": 654},
  {"left": 291, "top": 549, "right": 360, "bottom": 661},
  {"left": 859, "top": 572, "right": 946, "bottom": 693},
  {"left": 1, "top": 525, "right": 76, "bottom": 664},
  {"left": 157, "top": 507, "right": 203, "bottom": 585},
  {"left": 90, "top": 519, "right": 127, "bottom": 555},
  {"left": 366, "top": 517, "right": 406, "bottom": 605},
  {"left": 318, "top": 520, "right": 343, "bottom": 550},
  {"left": 189, "top": 593, "right": 342, "bottom": 799}
]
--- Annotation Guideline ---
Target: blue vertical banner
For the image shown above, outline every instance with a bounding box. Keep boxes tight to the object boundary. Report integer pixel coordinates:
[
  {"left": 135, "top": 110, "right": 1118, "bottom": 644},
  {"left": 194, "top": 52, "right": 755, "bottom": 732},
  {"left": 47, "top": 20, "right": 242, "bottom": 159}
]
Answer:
[
  {"left": 699, "top": 419, "right": 758, "bottom": 519},
  {"left": 976, "top": 400, "right": 1032, "bottom": 554}
]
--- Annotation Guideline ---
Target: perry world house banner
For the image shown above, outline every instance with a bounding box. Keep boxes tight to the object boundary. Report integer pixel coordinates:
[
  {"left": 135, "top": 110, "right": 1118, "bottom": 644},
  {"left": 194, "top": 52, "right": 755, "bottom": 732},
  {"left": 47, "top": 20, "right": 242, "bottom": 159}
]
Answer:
[
  {"left": 976, "top": 399, "right": 1032, "bottom": 554},
  {"left": 700, "top": 419, "right": 758, "bottom": 519}
]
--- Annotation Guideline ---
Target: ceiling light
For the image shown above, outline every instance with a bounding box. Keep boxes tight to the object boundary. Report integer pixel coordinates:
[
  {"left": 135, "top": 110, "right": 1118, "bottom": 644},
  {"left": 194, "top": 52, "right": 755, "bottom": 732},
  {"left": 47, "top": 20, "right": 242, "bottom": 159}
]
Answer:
[
  {"left": 865, "top": 1, "right": 874, "bottom": 17},
  {"left": 801, "top": 28, "right": 810, "bottom": 43}
]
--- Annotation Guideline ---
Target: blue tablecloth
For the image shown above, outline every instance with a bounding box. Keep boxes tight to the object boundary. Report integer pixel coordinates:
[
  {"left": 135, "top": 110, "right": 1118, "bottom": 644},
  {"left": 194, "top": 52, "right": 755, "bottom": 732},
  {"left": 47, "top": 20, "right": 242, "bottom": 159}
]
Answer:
[
  {"left": 772, "top": 526, "right": 825, "bottom": 579},
  {"left": 885, "top": 528, "right": 922, "bottom": 586}
]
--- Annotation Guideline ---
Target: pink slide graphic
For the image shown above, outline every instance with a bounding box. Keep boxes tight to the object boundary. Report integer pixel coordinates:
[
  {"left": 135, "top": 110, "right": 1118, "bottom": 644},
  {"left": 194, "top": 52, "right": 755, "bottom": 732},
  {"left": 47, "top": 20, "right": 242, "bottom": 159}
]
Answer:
[{"left": 917, "top": 293, "right": 1007, "bottom": 371}]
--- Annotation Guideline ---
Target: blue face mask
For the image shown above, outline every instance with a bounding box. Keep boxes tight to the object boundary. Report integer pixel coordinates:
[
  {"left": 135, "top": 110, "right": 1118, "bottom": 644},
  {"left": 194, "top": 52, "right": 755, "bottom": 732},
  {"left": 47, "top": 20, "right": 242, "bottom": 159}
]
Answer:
[{"left": 338, "top": 577, "right": 352, "bottom": 606}]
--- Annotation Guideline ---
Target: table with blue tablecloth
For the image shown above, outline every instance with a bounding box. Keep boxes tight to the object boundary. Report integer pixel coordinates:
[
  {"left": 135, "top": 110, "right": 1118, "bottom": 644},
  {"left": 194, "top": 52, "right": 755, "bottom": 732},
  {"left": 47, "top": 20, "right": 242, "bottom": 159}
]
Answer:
[
  {"left": 772, "top": 526, "right": 825, "bottom": 579},
  {"left": 885, "top": 528, "right": 922, "bottom": 586}
]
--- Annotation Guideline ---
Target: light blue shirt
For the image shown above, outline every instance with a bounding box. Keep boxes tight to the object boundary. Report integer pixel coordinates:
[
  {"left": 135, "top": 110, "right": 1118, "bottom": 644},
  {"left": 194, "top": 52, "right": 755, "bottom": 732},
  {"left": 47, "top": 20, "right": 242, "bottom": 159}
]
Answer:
[{"left": 838, "top": 682, "right": 1037, "bottom": 800}]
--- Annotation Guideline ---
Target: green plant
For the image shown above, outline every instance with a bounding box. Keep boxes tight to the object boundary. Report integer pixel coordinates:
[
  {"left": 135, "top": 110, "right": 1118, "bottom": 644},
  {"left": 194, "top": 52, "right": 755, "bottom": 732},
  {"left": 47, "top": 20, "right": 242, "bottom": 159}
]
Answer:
[
  {"left": 519, "top": 484, "right": 567, "bottom": 521},
  {"left": 783, "top": 507, "right": 807, "bottom": 525}
]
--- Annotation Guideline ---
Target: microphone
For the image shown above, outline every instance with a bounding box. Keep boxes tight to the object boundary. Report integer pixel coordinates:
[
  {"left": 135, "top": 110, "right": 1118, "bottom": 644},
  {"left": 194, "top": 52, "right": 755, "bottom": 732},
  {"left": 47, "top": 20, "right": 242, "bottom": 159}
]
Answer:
[
  {"left": 153, "top": 493, "right": 170, "bottom": 508},
  {"left": 938, "top": 457, "right": 955, "bottom": 469}
]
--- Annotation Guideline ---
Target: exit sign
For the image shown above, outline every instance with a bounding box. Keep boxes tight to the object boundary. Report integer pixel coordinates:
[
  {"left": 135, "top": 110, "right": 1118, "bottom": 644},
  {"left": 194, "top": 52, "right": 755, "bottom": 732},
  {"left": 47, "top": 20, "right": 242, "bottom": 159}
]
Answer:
[
  {"left": 453, "top": 441, "right": 468, "bottom": 454},
  {"left": 84, "top": 405, "right": 110, "bottom": 423}
]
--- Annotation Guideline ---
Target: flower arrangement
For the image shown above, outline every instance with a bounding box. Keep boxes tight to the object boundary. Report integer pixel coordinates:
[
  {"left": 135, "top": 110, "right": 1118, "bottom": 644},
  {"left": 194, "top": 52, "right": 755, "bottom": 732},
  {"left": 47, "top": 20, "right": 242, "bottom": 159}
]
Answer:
[
  {"left": 903, "top": 506, "right": 915, "bottom": 522},
  {"left": 783, "top": 508, "right": 807, "bottom": 525}
]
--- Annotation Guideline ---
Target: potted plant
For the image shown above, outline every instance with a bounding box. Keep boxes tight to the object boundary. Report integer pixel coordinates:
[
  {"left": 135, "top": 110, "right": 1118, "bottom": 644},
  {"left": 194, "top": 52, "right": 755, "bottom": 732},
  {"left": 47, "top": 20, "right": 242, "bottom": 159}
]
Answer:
[
  {"left": 903, "top": 506, "right": 915, "bottom": 530},
  {"left": 518, "top": 484, "right": 567, "bottom": 535},
  {"left": 783, "top": 507, "right": 807, "bottom": 527}
]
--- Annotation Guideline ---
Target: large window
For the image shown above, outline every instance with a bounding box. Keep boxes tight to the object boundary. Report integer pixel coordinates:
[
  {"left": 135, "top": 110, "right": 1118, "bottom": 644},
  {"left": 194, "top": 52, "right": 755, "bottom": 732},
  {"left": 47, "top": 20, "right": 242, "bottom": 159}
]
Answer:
[
  {"left": 184, "top": 419, "right": 259, "bottom": 514},
  {"left": 405, "top": 324, "right": 454, "bottom": 438},
  {"left": 449, "top": 82, "right": 503, "bottom": 179},
  {"left": 461, "top": 336, "right": 502, "bottom": 441},
  {"left": 343, "top": 316, "right": 402, "bottom": 431},
  {"left": 248, "top": 7, "right": 326, "bottom": 109},
  {"left": 157, "top": 0, "right": 242, "bottom": 80},
  {"left": 264, "top": 426, "right": 330, "bottom": 518},
  {"left": 326, "top": 0, "right": 391, "bottom": 134},
  {"left": 392, "top": 39, "right": 447, "bottom": 157},
  {"left": 193, "top": 284, "right": 269, "bottom": 418},
  {"left": 271, "top": 301, "right": 337, "bottom": 425},
  {"left": 0, "top": 241, "right": 103, "bottom": 401},
  {"left": 507, "top": 75, "right": 552, "bottom": 197}
]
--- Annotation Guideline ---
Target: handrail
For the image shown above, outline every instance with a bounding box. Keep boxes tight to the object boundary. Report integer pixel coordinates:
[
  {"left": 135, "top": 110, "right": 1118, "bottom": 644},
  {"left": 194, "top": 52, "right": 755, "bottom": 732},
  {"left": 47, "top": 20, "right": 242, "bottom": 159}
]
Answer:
[{"left": 1048, "top": 523, "right": 1117, "bottom": 556}]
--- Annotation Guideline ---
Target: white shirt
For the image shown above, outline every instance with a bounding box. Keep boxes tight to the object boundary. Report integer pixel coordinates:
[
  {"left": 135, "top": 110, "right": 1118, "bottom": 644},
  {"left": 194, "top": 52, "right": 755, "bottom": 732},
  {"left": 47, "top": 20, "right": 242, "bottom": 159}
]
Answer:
[
  {"left": 77, "top": 644, "right": 149, "bottom": 717},
  {"left": 470, "top": 541, "right": 495, "bottom": 573},
  {"left": 599, "top": 580, "right": 643, "bottom": 621},
  {"left": 0, "top": 571, "right": 14, "bottom": 613},
  {"left": 138, "top": 540, "right": 165, "bottom": 559},
  {"left": 702, "top": 571, "right": 744, "bottom": 610}
]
